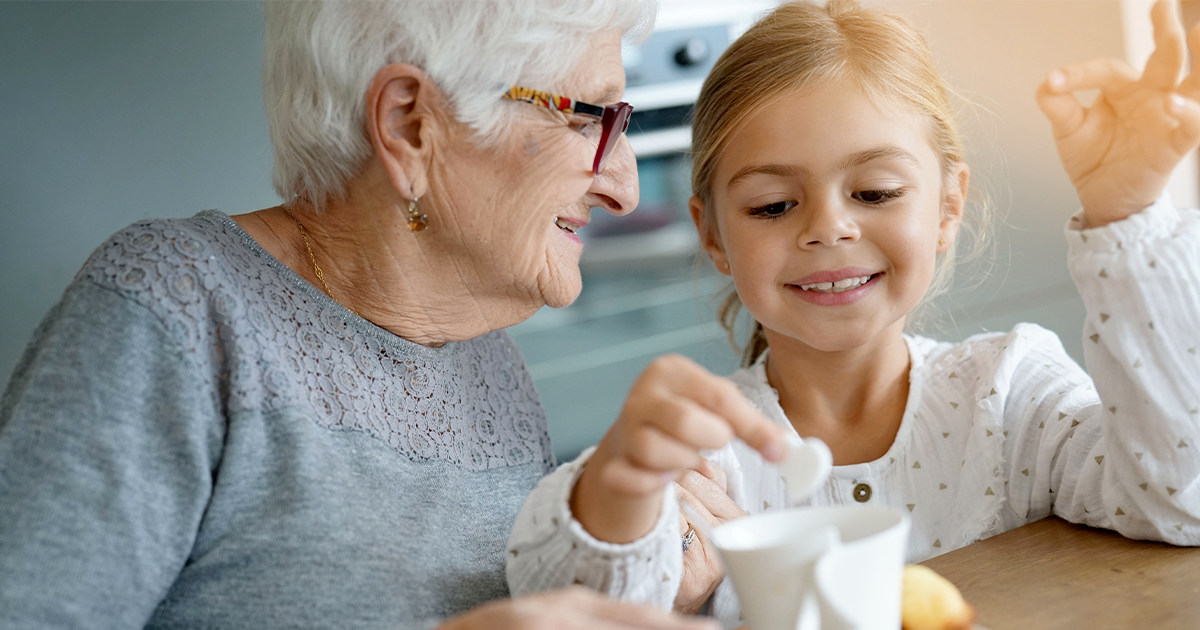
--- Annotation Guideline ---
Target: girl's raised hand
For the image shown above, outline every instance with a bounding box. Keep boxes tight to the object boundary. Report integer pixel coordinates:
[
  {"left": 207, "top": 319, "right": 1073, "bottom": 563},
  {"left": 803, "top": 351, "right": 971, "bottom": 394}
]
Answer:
[{"left": 1037, "top": 0, "right": 1200, "bottom": 228}]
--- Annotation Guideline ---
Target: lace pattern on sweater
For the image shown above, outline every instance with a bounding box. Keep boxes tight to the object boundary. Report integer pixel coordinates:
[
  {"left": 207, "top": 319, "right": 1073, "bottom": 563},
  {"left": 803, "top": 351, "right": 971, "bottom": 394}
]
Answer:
[{"left": 84, "top": 211, "right": 553, "bottom": 472}]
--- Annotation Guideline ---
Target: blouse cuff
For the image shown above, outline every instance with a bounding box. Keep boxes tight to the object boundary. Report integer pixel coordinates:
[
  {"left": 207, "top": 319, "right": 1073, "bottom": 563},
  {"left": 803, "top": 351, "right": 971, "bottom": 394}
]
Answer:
[
  {"left": 1064, "top": 193, "right": 1183, "bottom": 252},
  {"left": 556, "top": 447, "right": 682, "bottom": 557}
]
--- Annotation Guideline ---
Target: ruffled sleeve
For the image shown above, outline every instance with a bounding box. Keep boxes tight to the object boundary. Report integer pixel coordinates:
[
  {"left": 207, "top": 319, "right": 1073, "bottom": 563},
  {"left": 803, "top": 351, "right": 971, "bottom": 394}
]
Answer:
[
  {"left": 1046, "top": 196, "right": 1200, "bottom": 541},
  {"left": 506, "top": 448, "right": 684, "bottom": 608}
]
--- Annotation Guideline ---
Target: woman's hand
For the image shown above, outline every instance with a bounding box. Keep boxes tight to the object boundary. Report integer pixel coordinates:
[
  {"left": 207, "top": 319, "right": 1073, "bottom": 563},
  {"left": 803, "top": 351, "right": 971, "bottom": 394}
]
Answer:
[
  {"left": 674, "top": 459, "right": 748, "bottom": 615},
  {"left": 438, "top": 587, "right": 720, "bottom": 630},
  {"left": 571, "top": 354, "right": 786, "bottom": 545},
  {"left": 1037, "top": 0, "right": 1200, "bottom": 228}
]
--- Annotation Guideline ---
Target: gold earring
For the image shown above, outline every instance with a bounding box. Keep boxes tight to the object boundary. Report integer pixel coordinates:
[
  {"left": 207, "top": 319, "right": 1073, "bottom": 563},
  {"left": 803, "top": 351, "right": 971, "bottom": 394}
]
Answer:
[
  {"left": 938, "top": 239, "right": 946, "bottom": 247},
  {"left": 407, "top": 196, "right": 428, "bottom": 232},
  {"left": 720, "top": 260, "right": 730, "bottom": 272}
]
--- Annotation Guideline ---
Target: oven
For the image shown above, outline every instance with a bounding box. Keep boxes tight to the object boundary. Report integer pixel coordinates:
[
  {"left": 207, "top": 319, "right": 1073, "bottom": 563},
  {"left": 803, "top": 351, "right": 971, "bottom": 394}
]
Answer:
[{"left": 512, "top": 1, "right": 781, "bottom": 461}]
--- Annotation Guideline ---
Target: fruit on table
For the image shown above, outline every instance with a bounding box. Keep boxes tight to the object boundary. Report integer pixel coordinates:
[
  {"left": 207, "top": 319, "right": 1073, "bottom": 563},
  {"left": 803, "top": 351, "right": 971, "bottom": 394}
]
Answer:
[{"left": 901, "top": 565, "right": 977, "bottom": 630}]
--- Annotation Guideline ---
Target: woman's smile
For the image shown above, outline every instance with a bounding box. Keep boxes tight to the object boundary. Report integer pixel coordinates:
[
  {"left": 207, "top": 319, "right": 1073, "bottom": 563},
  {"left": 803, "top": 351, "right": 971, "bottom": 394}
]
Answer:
[{"left": 554, "top": 215, "right": 588, "bottom": 243}]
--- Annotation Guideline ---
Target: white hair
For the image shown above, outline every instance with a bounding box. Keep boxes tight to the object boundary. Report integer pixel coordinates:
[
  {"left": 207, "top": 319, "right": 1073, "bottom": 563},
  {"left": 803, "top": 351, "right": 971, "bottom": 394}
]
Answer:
[{"left": 263, "top": 0, "right": 656, "bottom": 208}]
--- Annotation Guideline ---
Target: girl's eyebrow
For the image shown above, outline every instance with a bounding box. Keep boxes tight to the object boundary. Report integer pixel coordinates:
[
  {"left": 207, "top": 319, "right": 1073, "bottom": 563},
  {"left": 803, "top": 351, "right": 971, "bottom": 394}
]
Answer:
[
  {"left": 724, "top": 145, "right": 922, "bottom": 190},
  {"left": 840, "top": 145, "right": 921, "bottom": 170},
  {"left": 725, "top": 164, "right": 807, "bottom": 190}
]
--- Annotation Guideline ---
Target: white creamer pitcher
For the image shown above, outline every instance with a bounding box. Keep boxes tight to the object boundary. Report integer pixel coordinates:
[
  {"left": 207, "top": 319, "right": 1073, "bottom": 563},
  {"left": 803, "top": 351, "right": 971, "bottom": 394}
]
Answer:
[{"left": 711, "top": 505, "right": 911, "bottom": 630}]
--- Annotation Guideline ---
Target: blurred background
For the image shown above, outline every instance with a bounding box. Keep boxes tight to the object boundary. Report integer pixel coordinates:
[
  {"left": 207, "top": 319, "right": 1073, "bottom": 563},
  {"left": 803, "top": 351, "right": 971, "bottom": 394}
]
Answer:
[{"left": 2, "top": 0, "right": 1197, "bottom": 463}]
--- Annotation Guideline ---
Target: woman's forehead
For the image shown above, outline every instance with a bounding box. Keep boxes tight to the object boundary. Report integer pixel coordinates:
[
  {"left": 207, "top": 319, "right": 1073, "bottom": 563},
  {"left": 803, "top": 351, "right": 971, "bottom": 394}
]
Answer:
[{"left": 562, "top": 29, "right": 626, "bottom": 104}]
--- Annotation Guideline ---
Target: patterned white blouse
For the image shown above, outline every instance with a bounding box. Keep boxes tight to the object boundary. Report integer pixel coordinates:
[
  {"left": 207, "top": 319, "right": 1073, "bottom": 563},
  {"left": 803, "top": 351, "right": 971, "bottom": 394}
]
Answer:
[{"left": 507, "top": 197, "right": 1200, "bottom": 629}]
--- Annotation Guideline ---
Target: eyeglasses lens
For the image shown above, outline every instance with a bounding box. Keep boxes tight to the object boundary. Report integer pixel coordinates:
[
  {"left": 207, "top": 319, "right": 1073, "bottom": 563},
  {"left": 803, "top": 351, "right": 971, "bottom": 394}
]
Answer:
[{"left": 593, "top": 102, "right": 633, "bottom": 175}]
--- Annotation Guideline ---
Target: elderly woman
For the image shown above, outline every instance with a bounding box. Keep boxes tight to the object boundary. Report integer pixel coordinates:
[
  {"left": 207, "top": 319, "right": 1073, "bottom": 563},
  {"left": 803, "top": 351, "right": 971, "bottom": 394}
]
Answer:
[{"left": 0, "top": 1, "right": 786, "bottom": 628}]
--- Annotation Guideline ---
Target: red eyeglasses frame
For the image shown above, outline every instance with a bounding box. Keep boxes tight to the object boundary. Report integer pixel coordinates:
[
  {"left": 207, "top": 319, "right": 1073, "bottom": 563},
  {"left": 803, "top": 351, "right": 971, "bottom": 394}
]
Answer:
[{"left": 503, "top": 85, "right": 633, "bottom": 175}]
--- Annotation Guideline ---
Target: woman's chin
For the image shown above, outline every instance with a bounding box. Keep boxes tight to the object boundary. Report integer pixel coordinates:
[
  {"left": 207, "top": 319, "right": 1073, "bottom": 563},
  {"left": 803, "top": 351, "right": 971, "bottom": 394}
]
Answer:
[
  {"left": 538, "top": 267, "right": 583, "bottom": 309},
  {"left": 532, "top": 241, "right": 585, "bottom": 309},
  {"left": 542, "top": 289, "right": 579, "bottom": 309}
]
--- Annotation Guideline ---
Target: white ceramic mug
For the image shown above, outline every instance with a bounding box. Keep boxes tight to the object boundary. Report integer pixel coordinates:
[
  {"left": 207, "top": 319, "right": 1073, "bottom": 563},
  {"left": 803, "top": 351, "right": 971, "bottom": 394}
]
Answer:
[{"left": 711, "top": 505, "right": 911, "bottom": 630}]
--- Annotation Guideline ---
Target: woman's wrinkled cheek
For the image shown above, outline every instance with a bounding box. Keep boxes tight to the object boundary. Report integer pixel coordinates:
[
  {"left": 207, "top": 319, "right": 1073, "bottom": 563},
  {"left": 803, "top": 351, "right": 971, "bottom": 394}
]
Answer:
[{"left": 524, "top": 134, "right": 540, "bottom": 157}]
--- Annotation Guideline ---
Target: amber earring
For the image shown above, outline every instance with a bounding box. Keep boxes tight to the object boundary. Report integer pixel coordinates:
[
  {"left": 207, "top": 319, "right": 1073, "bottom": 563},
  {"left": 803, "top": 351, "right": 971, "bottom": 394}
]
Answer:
[{"left": 407, "top": 196, "right": 428, "bottom": 232}]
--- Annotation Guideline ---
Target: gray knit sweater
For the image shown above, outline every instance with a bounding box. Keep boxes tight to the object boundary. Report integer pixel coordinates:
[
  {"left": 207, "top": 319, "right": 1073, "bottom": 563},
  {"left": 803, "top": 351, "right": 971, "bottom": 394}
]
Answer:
[{"left": 0, "top": 210, "right": 554, "bottom": 629}]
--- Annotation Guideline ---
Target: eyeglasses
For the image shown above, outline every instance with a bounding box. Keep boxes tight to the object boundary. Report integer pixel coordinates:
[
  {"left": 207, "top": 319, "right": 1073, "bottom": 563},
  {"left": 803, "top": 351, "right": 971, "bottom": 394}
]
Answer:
[{"left": 502, "top": 85, "right": 633, "bottom": 175}]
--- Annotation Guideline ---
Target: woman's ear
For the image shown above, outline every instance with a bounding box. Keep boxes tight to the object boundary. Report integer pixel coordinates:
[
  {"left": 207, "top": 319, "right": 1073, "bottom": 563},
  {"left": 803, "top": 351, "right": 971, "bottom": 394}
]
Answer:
[
  {"left": 366, "top": 63, "right": 440, "bottom": 201},
  {"left": 937, "top": 162, "right": 970, "bottom": 253},
  {"left": 689, "top": 195, "right": 732, "bottom": 275}
]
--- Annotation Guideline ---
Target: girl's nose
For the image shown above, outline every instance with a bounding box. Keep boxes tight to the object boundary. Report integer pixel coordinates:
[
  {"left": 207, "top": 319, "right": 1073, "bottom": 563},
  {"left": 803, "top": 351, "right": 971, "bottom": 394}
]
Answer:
[{"left": 798, "top": 195, "right": 860, "bottom": 248}]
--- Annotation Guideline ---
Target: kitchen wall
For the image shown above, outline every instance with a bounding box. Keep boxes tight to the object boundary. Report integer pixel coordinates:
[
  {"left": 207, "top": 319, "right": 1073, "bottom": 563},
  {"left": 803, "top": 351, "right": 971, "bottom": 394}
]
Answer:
[{"left": 1, "top": 1, "right": 1195, "bottom": 463}]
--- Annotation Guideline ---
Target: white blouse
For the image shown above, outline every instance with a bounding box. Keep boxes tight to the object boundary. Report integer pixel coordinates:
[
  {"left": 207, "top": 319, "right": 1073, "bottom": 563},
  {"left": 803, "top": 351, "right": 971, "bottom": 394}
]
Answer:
[{"left": 507, "top": 198, "right": 1200, "bottom": 629}]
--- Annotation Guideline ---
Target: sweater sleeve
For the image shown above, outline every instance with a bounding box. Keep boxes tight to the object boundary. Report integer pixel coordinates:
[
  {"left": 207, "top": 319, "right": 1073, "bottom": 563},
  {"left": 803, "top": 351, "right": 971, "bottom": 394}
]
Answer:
[
  {"left": 1012, "top": 197, "right": 1200, "bottom": 543},
  {"left": 0, "top": 281, "right": 222, "bottom": 629},
  {"left": 505, "top": 447, "right": 683, "bottom": 608}
]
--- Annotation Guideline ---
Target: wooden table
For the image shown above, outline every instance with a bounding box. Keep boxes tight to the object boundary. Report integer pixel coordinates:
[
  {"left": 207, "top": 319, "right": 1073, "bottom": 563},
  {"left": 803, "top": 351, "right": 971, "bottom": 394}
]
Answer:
[{"left": 921, "top": 517, "right": 1200, "bottom": 629}]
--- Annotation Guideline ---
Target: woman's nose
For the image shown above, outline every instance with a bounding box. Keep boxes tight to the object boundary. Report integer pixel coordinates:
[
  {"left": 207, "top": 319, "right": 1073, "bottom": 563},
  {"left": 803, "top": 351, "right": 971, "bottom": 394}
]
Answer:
[
  {"left": 588, "top": 135, "right": 639, "bottom": 216},
  {"left": 799, "top": 196, "right": 860, "bottom": 247}
]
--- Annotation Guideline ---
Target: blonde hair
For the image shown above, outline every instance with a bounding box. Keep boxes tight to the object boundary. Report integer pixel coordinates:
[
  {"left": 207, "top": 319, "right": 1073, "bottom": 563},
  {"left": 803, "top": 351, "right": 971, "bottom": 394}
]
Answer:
[{"left": 691, "top": 0, "right": 990, "bottom": 366}]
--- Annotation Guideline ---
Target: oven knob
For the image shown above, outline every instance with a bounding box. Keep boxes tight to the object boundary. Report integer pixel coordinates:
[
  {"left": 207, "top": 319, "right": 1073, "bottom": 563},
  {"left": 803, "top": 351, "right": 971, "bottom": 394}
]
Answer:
[{"left": 673, "top": 38, "right": 709, "bottom": 67}]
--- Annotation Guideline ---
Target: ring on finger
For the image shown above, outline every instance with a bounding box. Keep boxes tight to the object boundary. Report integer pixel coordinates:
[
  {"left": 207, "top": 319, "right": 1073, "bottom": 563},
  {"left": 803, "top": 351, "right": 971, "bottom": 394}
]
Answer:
[{"left": 682, "top": 523, "right": 697, "bottom": 553}]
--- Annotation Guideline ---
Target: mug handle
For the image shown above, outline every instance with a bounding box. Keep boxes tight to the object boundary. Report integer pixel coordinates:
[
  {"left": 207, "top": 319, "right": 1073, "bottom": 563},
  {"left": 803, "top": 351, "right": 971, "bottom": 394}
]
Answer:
[
  {"left": 793, "top": 527, "right": 842, "bottom": 630},
  {"left": 792, "top": 528, "right": 849, "bottom": 628},
  {"left": 814, "top": 547, "right": 858, "bottom": 630}
]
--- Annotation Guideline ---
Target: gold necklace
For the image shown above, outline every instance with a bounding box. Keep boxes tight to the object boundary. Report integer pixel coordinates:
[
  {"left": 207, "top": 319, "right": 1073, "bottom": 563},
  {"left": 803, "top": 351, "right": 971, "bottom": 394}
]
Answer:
[{"left": 283, "top": 207, "right": 359, "bottom": 316}]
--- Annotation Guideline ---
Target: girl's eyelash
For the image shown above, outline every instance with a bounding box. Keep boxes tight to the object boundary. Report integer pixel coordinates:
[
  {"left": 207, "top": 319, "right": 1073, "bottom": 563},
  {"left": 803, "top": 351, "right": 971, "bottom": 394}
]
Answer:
[
  {"left": 747, "top": 189, "right": 904, "bottom": 218},
  {"left": 747, "top": 200, "right": 797, "bottom": 219},
  {"left": 852, "top": 188, "right": 906, "bottom": 204}
]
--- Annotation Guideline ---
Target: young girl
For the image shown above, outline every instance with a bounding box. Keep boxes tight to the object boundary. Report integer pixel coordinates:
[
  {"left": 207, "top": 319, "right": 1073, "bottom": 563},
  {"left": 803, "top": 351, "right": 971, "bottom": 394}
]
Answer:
[{"left": 508, "top": 0, "right": 1200, "bottom": 625}]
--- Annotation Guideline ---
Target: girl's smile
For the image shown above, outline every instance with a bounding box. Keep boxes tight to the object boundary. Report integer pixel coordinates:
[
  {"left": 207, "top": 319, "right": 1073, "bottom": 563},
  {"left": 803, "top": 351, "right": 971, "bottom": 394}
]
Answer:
[{"left": 786, "top": 268, "right": 884, "bottom": 306}]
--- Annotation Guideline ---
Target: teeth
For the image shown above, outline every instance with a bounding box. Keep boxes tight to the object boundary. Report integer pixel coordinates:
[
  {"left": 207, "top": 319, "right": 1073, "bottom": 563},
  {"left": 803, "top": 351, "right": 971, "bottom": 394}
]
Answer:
[
  {"left": 799, "top": 275, "right": 873, "bottom": 293},
  {"left": 555, "top": 218, "right": 577, "bottom": 234}
]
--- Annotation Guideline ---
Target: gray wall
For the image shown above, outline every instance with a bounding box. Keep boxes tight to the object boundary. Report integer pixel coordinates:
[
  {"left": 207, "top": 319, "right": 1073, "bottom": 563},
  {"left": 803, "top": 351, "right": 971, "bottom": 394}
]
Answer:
[{"left": 1, "top": 0, "right": 276, "bottom": 382}]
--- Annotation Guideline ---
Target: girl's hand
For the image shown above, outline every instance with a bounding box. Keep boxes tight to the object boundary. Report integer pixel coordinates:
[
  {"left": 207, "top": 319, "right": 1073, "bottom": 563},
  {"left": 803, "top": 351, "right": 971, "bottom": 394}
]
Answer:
[
  {"left": 570, "top": 354, "right": 786, "bottom": 544},
  {"left": 674, "top": 459, "right": 748, "bottom": 615},
  {"left": 1037, "top": 0, "right": 1200, "bottom": 228}
]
